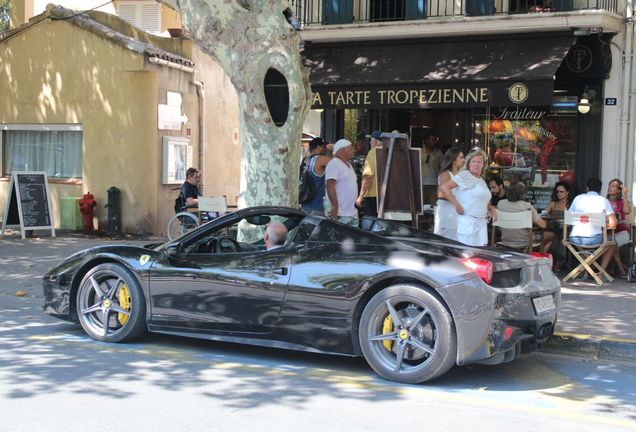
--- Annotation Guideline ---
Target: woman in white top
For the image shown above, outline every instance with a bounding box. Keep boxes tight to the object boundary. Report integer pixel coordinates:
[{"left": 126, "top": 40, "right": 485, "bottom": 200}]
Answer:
[
  {"left": 440, "top": 149, "right": 496, "bottom": 246},
  {"left": 434, "top": 147, "right": 465, "bottom": 240}
]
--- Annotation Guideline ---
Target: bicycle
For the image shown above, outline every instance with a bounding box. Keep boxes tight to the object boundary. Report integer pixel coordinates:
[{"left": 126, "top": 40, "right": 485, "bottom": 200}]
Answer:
[{"left": 166, "top": 187, "right": 200, "bottom": 240}]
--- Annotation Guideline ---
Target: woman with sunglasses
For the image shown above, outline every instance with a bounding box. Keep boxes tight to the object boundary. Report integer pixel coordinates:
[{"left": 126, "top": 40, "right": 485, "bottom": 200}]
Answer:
[
  {"left": 605, "top": 179, "right": 632, "bottom": 277},
  {"left": 545, "top": 181, "right": 571, "bottom": 217},
  {"left": 544, "top": 182, "right": 571, "bottom": 272}
]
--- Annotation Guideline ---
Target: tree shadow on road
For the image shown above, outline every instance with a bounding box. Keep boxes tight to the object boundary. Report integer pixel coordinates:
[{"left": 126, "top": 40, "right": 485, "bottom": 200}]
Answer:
[{"left": 2, "top": 296, "right": 636, "bottom": 422}]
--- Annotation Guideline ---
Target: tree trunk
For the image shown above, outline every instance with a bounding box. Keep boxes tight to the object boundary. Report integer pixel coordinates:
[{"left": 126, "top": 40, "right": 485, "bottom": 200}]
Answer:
[{"left": 160, "top": 0, "right": 311, "bottom": 208}]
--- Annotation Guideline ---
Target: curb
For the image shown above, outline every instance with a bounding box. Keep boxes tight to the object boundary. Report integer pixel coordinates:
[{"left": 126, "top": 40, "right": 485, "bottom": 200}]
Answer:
[{"left": 541, "top": 332, "right": 636, "bottom": 363}]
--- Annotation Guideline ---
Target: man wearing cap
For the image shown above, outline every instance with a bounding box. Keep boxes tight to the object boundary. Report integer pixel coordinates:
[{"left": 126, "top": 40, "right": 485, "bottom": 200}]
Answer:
[
  {"left": 325, "top": 139, "right": 359, "bottom": 227},
  {"left": 300, "top": 137, "right": 331, "bottom": 215},
  {"left": 355, "top": 131, "right": 383, "bottom": 217}
]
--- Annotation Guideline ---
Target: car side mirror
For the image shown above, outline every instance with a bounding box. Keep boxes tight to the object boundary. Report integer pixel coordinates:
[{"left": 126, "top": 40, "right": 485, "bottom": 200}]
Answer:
[{"left": 163, "top": 244, "right": 180, "bottom": 260}]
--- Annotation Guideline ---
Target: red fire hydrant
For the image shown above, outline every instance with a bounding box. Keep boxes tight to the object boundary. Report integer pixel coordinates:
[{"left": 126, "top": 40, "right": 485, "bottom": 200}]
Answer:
[{"left": 78, "top": 192, "right": 97, "bottom": 234}]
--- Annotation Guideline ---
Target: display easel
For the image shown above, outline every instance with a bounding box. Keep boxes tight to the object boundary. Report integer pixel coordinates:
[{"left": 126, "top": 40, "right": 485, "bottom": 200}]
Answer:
[
  {"left": 376, "top": 132, "right": 422, "bottom": 228},
  {"left": 1, "top": 171, "right": 56, "bottom": 239}
]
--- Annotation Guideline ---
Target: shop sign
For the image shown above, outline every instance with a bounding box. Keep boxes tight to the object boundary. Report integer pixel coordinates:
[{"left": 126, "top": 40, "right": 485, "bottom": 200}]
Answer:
[
  {"left": 311, "top": 81, "right": 554, "bottom": 109},
  {"left": 494, "top": 107, "right": 547, "bottom": 120}
]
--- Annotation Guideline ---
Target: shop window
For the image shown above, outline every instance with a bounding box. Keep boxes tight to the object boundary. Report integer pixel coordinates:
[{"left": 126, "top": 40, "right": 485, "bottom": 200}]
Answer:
[
  {"left": 1, "top": 127, "right": 83, "bottom": 179},
  {"left": 480, "top": 110, "right": 576, "bottom": 210}
]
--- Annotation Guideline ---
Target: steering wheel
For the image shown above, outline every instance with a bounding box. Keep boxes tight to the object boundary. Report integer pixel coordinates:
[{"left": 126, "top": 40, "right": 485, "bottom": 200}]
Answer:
[
  {"left": 215, "top": 237, "right": 241, "bottom": 253},
  {"left": 201, "top": 238, "right": 217, "bottom": 254}
]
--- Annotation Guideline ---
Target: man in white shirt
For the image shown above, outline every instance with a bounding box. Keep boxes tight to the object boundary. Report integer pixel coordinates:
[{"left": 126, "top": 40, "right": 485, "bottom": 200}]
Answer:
[
  {"left": 325, "top": 139, "right": 359, "bottom": 227},
  {"left": 569, "top": 177, "right": 624, "bottom": 277}
]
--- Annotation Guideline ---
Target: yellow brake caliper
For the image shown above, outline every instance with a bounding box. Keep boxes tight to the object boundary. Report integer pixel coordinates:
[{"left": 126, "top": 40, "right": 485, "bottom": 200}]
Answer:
[
  {"left": 117, "top": 283, "right": 131, "bottom": 325},
  {"left": 382, "top": 315, "right": 393, "bottom": 351}
]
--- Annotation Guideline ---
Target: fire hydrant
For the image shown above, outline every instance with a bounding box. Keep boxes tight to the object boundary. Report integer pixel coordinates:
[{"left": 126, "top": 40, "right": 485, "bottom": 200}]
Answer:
[{"left": 78, "top": 192, "right": 97, "bottom": 234}]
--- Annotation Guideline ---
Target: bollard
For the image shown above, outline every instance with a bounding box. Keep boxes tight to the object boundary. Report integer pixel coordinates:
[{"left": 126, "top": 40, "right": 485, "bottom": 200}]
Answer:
[{"left": 105, "top": 186, "right": 121, "bottom": 234}]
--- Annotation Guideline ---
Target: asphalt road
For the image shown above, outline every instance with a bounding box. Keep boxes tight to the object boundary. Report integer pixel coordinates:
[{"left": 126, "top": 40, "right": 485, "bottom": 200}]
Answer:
[{"left": 2, "top": 294, "right": 636, "bottom": 432}]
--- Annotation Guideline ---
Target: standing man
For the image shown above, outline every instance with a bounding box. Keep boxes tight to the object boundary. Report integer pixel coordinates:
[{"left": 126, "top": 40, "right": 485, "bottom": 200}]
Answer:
[
  {"left": 325, "top": 139, "right": 359, "bottom": 227},
  {"left": 351, "top": 135, "right": 368, "bottom": 193},
  {"left": 300, "top": 137, "right": 331, "bottom": 215},
  {"left": 356, "top": 130, "right": 383, "bottom": 217},
  {"left": 181, "top": 167, "right": 201, "bottom": 207},
  {"left": 421, "top": 133, "right": 443, "bottom": 206}
]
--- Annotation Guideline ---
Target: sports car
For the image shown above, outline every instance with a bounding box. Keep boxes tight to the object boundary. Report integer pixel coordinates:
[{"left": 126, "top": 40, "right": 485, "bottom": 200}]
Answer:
[{"left": 43, "top": 206, "right": 560, "bottom": 384}]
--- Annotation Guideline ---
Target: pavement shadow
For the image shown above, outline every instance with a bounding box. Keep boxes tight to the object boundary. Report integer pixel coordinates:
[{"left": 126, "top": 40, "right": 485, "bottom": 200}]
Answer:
[{"left": 2, "top": 295, "right": 636, "bottom": 419}]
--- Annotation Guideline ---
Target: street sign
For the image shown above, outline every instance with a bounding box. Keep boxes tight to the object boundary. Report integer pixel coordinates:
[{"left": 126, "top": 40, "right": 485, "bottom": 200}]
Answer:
[{"left": 605, "top": 98, "right": 618, "bottom": 106}]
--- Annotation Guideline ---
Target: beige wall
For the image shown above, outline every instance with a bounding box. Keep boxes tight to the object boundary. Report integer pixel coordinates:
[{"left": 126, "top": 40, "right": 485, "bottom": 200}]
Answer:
[
  {"left": 0, "top": 18, "right": 158, "bottom": 233},
  {"left": 191, "top": 47, "right": 241, "bottom": 208},
  {"left": 1, "top": 12, "right": 240, "bottom": 236},
  {"left": 160, "top": 4, "right": 181, "bottom": 32}
]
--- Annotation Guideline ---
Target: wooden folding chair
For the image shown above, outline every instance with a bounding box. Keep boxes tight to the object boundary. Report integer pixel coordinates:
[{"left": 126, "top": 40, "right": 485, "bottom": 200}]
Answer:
[
  {"left": 198, "top": 196, "right": 228, "bottom": 213},
  {"left": 561, "top": 210, "right": 615, "bottom": 285},
  {"left": 491, "top": 209, "right": 543, "bottom": 252}
]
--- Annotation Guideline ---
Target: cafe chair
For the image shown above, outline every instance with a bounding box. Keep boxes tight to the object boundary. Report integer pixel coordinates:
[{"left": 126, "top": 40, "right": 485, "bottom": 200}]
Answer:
[
  {"left": 561, "top": 211, "right": 615, "bottom": 285},
  {"left": 490, "top": 209, "right": 543, "bottom": 252},
  {"left": 198, "top": 196, "right": 228, "bottom": 213}
]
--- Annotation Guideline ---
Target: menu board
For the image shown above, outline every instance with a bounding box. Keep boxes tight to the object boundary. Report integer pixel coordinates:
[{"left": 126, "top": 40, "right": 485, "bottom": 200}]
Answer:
[{"left": 1, "top": 171, "right": 56, "bottom": 239}]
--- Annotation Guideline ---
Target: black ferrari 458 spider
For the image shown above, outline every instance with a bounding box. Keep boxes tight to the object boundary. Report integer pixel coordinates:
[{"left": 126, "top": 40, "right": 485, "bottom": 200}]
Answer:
[{"left": 44, "top": 206, "right": 560, "bottom": 383}]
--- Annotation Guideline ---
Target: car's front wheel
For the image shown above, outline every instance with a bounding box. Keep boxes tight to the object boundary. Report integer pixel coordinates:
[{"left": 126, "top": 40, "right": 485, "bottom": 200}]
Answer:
[
  {"left": 359, "top": 285, "right": 456, "bottom": 384},
  {"left": 76, "top": 263, "right": 147, "bottom": 342}
]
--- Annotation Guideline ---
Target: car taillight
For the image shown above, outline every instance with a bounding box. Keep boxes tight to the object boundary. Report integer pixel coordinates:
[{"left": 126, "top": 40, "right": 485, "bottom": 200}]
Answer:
[
  {"left": 461, "top": 258, "right": 493, "bottom": 285},
  {"left": 529, "top": 252, "right": 553, "bottom": 268}
]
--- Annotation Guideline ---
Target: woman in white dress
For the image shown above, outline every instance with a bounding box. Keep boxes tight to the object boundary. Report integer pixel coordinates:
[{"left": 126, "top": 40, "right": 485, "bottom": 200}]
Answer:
[
  {"left": 439, "top": 149, "right": 496, "bottom": 246},
  {"left": 434, "top": 147, "right": 465, "bottom": 240}
]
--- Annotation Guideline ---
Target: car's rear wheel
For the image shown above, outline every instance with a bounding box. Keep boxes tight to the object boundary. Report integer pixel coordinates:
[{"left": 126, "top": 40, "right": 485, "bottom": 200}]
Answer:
[
  {"left": 76, "top": 263, "right": 146, "bottom": 342},
  {"left": 359, "top": 284, "right": 456, "bottom": 384}
]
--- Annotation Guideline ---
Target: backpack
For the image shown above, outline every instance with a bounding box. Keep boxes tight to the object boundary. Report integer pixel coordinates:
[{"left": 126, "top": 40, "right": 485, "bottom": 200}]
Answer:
[
  {"left": 174, "top": 193, "right": 185, "bottom": 213},
  {"left": 298, "top": 156, "right": 317, "bottom": 205}
]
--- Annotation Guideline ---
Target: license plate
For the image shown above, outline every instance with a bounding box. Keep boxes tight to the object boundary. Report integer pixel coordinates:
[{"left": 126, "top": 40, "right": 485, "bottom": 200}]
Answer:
[{"left": 532, "top": 295, "right": 555, "bottom": 314}]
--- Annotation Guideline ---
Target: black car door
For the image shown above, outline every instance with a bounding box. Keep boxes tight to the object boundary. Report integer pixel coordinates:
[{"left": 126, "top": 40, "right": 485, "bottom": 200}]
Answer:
[{"left": 148, "top": 247, "right": 292, "bottom": 334}]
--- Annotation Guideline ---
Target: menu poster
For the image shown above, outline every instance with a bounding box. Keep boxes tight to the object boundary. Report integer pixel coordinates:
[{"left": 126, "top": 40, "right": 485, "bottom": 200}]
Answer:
[{"left": 1, "top": 171, "right": 56, "bottom": 239}]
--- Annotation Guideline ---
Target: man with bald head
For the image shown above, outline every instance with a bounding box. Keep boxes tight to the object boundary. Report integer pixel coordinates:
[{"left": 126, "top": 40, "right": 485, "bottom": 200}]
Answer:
[{"left": 264, "top": 222, "right": 288, "bottom": 250}]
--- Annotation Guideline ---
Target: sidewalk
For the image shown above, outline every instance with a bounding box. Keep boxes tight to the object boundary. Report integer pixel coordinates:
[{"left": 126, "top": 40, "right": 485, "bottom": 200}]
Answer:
[
  {"left": 1, "top": 229, "right": 635, "bottom": 363},
  {"left": 542, "top": 277, "right": 636, "bottom": 362}
]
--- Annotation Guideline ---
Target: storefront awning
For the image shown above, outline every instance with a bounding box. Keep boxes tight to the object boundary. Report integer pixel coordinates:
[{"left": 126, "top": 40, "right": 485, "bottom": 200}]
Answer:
[{"left": 302, "top": 35, "right": 575, "bottom": 109}]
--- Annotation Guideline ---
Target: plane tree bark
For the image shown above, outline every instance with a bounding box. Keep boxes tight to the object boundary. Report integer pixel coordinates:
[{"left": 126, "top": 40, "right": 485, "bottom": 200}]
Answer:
[{"left": 159, "top": 0, "right": 311, "bottom": 212}]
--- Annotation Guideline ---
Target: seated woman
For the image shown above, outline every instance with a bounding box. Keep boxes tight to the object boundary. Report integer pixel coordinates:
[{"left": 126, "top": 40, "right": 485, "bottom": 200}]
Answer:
[
  {"left": 605, "top": 179, "right": 632, "bottom": 276},
  {"left": 496, "top": 182, "right": 554, "bottom": 253},
  {"left": 544, "top": 181, "right": 571, "bottom": 271},
  {"left": 545, "top": 181, "right": 571, "bottom": 218}
]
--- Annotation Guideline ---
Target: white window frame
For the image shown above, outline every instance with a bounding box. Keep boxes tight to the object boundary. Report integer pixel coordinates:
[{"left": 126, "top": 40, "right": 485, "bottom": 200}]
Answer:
[{"left": 1, "top": 124, "right": 84, "bottom": 179}]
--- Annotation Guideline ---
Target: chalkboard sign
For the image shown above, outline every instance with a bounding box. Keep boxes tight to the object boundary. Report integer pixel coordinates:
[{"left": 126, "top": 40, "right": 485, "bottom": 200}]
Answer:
[{"left": 1, "top": 171, "right": 56, "bottom": 239}]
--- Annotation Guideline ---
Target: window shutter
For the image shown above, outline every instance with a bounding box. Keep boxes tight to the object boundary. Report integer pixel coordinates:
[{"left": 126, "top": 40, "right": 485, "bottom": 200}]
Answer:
[
  {"left": 140, "top": 3, "right": 161, "bottom": 33},
  {"left": 116, "top": 2, "right": 161, "bottom": 33},
  {"left": 117, "top": 4, "right": 137, "bottom": 26}
]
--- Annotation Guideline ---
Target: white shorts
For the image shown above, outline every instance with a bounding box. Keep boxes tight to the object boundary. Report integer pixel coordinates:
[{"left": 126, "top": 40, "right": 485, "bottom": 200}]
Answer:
[{"left": 615, "top": 230, "right": 631, "bottom": 247}]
